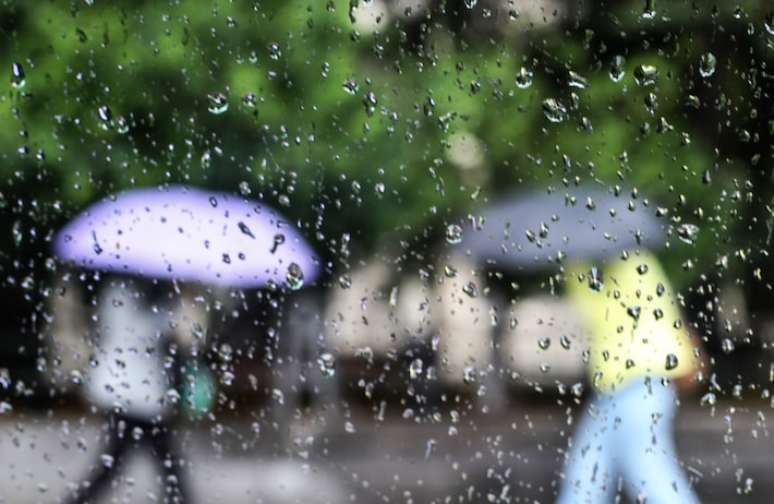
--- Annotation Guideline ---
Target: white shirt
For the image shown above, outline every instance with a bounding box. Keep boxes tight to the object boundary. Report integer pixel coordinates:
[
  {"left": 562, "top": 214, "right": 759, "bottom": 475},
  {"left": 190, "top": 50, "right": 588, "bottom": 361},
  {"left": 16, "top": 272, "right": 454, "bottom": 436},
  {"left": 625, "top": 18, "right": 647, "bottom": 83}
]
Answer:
[{"left": 85, "top": 283, "right": 172, "bottom": 419}]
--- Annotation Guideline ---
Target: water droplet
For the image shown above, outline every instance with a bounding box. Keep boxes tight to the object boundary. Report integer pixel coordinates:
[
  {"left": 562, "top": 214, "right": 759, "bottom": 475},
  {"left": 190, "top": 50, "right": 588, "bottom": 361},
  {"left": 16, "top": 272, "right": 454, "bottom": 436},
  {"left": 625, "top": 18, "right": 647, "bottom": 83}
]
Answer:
[
  {"left": 11, "top": 62, "right": 25, "bottom": 89},
  {"left": 721, "top": 338, "right": 735, "bottom": 354},
  {"left": 462, "top": 281, "right": 479, "bottom": 298},
  {"left": 463, "top": 367, "right": 477, "bottom": 385},
  {"left": 542, "top": 98, "right": 568, "bottom": 123},
  {"left": 270, "top": 233, "right": 285, "bottom": 253},
  {"left": 268, "top": 42, "right": 282, "bottom": 60},
  {"left": 700, "top": 392, "right": 717, "bottom": 407},
  {"left": 97, "top": 105, "right": 112, "bottom": 129},
  {"left": 627, "top": 305, "right": 641, "bottom": 321},
  {"left": 100, "top": 454, "right": 115, "bottom": 468},
  {"left": 317, "top": 352, "right": 336, "bottom": 378},
  {"left": 587, "top": 266, "right": 604, "bottom": 291},
  {"left": 515, "top": 67, "right": 533, "bottom": 89},
  {"left": 286, "top": 262, "right": 305, "bottom": 290},
  {"left": 363, "top": 91, "right": 378, "bottom": 116},
  {"left": 338, "top": 274, "right": 352, "bottom": 289},
  {"left": 238, "top": 221, "right": 255, "bottom": 239},
  {"left": 115, "top": 116, "right": 130, "bottom": 134},
  {"left": 445, "top": 223, "right": 463, "bottom": 244},
  {"left": 201, "top": 150, "right": 212, "bottom": 169},
  {"left": 444, "top": 265, "right": 457, "bottom": 278},
  {"left": 560, "top": 335, "right": 572, "bottom": 350},
  {"left": 207, "top": 92, "right": 229, "bottom": 114},
  {"left": 409, "top": 358, "right": 424, "bottom": 380},
  {"left": 699, "top": 52, "right": 717, "bottom": 78},
  {"left": 765, "top": 13, "right": 774, "bottom": 35},
  {"left": 633, "top": 64, "right": 658, "bottom": 86},
  {"left": 209, "top": 196, "right": 218, "bottom": 207},
  {"left": 242, "top": 92, "right": 257, "bottom": 108},
  {"left": 238, "top": 181, "right": 251, "bottom": 196},
  {"left": 676, "top": 223, "right": 699, "bottom": 244},
  {"left": 91, "top": 231, "right": 103, "bottom": 255},
  {"left": 642, "top": 0, "right": 656, "bottom": 19},
  {"left": 567, "top": 70, "right": 588, "bottom": 89},
  {"left": 636, "top": 264, "right": 649, "bottom": 275},
  {"left": 342, "top": 78, "right": 359, "bottom": 95},
  {"left": 538, "top": 337, "right": 551, "bottom": 350},
  {"left": 609, "top": 55, "right": 626, "bottom": 82},
  {"left": 665, "top": 353, "right": 679, "bottom": 370},
  {"left": 463, "top": 0, "right": 477, "bottom": 9}
]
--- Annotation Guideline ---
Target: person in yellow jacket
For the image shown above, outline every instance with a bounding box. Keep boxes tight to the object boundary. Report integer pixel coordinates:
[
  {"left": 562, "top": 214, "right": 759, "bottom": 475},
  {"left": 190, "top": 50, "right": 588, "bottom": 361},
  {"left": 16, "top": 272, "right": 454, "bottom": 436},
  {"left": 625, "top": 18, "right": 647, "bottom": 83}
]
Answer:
[{"left": 557, "top": 251, "right": 702, "bottom": 503}]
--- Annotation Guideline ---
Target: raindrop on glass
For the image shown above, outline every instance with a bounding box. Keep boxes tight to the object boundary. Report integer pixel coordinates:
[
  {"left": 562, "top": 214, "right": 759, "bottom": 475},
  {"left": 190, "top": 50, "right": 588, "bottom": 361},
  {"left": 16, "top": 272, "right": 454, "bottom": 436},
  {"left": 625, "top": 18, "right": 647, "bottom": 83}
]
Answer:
[
  {"left": 627, "top": 305, "right": 641, "bottom": 321},
  {"left": 676, "top": 223, "right": 699, "bottom": 244},
  {"left": 462, "top": 281, "right": 479, "bottom": 298},
  {"left": 317, "top": 352, "right": 336, "bottom": 378},
  {"left": 409, "top": 358, "right": 424, "bottom": 380},
  {"left": 238, "top": 221, "right": 255, "bottom": 238},
  {"left": 609, "top": 55, "right": 626, "bottom": 82},
  {"left": 699, "top": 52, "right": 717, "bottom": 78},
  {"left": 462, "top": 367, "right": 477, "bottom": 385},
  {"left": 641, "top": 0, "right": 656, "bottom": 19},
  {"left": 338, "top": 274, "right": 352, "bottom": 289},
  {"left": 115, "top": 116, "right": 129, "bottom": 134},
  {"left": 542, "top": 98, "right": 568, "bottom": 123},
  {"left": 515, "top": 67, "right": 533, "bottom": 89},
  {"left": 242, "top": 92, "right": 257, "bottom": 108},
  {"left": 445, "top": 223, "right": 463, "bottom": 244},
  {"left": 207, "top": 92, "right": 229, "bottom": 114},
  {"left": 286, "top": 262, "right": 304, "bottom": 290},
  {"left": 11, "top": 62, "right": 25, "bottom": 89},
  {"left": 567, "top": 70, "right": 588, "bottom": 89},
  {"left": 633, "top": 64, "right": 658, "bottom": 86},
  {"left": 270, "top": 233, "right": 285, "bottom": 253}
]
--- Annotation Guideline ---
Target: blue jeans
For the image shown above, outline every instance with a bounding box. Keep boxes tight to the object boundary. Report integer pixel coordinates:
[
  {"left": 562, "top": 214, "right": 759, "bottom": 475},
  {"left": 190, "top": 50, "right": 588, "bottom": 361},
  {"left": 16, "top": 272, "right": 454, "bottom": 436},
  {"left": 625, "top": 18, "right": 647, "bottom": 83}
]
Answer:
[{"left": 557, "top": 379, "right": 700, "bottom": 503}]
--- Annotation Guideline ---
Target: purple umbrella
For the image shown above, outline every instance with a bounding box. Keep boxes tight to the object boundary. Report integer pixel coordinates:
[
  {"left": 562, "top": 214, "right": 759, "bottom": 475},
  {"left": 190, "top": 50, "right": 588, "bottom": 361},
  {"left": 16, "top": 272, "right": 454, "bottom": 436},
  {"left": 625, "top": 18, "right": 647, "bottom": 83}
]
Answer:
[{"left": 53, "top": 185, "right": 319, "bottom": 288}]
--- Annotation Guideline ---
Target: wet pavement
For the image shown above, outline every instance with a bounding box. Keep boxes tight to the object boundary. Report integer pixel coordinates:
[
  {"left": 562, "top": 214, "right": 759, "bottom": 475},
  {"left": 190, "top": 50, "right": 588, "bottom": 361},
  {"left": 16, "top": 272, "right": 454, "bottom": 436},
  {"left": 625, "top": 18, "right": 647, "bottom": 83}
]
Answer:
[{"left": 0, "top": 398, "right": 771, "bottom": 503}]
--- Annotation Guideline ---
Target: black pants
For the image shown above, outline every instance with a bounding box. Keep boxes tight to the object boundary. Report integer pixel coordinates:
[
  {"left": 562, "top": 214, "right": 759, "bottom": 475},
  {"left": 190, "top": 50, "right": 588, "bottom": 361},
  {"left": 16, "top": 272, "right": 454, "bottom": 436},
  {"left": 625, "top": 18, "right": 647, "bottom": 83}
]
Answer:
[{"left": 66, "top": 414, "right": 189, "bottom": 503}]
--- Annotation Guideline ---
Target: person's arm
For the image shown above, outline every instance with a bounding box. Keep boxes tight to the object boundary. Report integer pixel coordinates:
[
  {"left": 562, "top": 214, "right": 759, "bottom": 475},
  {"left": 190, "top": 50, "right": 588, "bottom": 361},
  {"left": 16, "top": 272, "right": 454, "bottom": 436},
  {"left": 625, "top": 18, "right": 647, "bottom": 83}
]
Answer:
[{"left": 673, "top": 325, "right": 709, "bottom": 395}]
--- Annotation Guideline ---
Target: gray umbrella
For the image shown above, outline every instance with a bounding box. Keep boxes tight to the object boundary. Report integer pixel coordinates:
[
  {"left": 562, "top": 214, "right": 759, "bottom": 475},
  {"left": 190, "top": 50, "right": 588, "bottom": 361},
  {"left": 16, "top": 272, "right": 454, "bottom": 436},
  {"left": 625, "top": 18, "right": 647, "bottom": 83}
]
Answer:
[{"left": 455, "top": 186, "right": 665, "bottom": 270}]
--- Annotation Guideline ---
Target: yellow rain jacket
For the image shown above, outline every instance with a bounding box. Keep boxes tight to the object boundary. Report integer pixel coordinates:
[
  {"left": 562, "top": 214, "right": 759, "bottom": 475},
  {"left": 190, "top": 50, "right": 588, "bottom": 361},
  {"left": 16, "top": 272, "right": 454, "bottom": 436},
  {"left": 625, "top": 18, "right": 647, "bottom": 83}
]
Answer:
[{"left": 565, "top": 252, "right": 696, "bottom": 392}]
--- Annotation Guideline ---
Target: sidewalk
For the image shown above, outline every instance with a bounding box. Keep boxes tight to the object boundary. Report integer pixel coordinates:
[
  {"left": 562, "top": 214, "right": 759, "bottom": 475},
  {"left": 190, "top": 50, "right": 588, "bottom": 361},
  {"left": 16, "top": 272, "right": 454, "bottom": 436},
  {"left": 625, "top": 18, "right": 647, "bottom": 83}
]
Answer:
[{"left": 0, "top": 400, "right": 770, "bottom": 503}]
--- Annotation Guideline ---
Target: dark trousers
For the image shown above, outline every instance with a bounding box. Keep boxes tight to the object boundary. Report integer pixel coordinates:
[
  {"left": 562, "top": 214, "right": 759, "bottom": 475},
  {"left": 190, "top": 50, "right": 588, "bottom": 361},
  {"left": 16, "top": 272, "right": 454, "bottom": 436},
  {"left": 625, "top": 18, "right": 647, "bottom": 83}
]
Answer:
[{"left": 66, "top": 414, "right": 189, "bottom": 503}]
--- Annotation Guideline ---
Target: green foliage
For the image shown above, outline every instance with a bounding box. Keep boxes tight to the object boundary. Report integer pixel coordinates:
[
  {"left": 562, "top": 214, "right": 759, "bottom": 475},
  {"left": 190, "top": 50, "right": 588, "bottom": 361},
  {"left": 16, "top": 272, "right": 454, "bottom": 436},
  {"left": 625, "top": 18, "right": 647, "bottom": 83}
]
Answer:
[{"left": 0, "top": 0, "right": 761, "bottom": 289}]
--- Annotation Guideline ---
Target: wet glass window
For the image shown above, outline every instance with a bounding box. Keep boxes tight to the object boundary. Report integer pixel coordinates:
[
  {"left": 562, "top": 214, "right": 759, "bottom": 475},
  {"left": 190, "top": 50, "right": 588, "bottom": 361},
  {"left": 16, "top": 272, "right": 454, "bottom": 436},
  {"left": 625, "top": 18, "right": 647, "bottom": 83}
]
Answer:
[{"left": 0, "top": 1, "right": 770, "bottom": 502}]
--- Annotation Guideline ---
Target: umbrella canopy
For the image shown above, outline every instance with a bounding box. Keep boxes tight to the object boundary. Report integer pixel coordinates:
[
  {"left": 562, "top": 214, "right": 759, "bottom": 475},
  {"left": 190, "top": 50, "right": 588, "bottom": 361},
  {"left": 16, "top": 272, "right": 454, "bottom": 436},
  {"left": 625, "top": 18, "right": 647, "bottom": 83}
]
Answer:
[
  {"left": 456, "top": 186, "right": 665, "bottom": 271},
  {"left": 54, "top": 185, "right": 319, "bottom": 288}
]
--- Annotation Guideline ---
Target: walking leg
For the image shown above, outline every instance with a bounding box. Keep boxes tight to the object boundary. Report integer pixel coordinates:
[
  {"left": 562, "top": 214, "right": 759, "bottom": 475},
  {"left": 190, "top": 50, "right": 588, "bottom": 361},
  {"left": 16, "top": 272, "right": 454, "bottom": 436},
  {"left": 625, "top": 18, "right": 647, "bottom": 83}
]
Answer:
[
  {"left": 65, "top": 415, "right": 133, "bottom": 504},
  {"left": 615, "top": 381, "right": 700, "bottom": 504},
  {"left": 556, "top": 395, "right": 618, "bottom": 504},
  {"left": 149, "top": 424, "right": 190, "bottom": 503}
]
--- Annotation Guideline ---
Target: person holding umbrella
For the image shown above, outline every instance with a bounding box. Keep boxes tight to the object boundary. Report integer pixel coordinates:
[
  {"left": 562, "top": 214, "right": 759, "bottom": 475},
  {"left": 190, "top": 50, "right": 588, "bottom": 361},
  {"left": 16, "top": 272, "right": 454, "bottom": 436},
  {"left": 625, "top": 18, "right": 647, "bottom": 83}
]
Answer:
[
  {"left": 53, "top": 185, "right": 319, "bottom": 503},
  {"left": 62, "top": 275, "right": 194, "bottom": 503},
  {"left": 454, "top": 186, "right": 703, "bottom": 503},
  {"left": 557, "top": 252, "right": 701, "bottom": 503}
]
